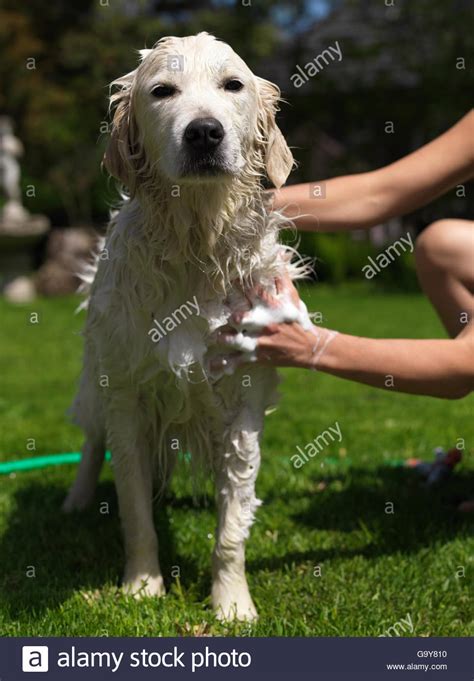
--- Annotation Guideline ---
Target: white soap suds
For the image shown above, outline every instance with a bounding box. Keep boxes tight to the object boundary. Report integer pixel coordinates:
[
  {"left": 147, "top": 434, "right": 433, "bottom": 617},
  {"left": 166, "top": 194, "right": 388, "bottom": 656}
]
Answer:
[
  {"left": 206, "top": 291, "right": 319, "bottom": 379},
  {"left": 227, "top": 294, "right": 316, "bottom": 355},
  {"left": 240, "top": 298, "right": 311, "bottom": 331}
]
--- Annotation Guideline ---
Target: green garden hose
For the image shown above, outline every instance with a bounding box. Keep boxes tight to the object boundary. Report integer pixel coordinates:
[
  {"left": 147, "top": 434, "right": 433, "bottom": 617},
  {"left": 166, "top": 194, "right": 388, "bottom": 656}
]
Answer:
[
  {"left": 0, "top": 450, "right": 405, "bottom": 475},
  {"left": 0, "top": 451, "right": 111, "bottom": 475}
]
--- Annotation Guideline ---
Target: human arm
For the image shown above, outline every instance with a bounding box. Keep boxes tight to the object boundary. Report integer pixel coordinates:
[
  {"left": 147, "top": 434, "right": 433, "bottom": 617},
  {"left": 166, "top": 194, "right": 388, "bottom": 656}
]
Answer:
[
  {"left": 216, "top": 275, "right": 474, "bottom": 400},
  {"left": 272, "top": 110, "right": 474, "bottom": 232},
  {"left": 254, "top": 320, "right": 473, "bottom": 399}
]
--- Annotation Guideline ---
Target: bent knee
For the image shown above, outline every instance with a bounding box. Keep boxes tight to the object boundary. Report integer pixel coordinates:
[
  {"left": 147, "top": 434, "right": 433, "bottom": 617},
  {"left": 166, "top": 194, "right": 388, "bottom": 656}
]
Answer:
[{"left": 415, "top": 219, "right": 473, "bottom": 271}]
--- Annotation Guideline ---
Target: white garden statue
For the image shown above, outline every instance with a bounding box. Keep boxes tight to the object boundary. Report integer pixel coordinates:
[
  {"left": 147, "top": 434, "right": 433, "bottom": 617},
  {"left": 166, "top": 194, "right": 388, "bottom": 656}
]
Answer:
[
  {"left": 0, "top": 116, "right": 29, "bottom": 224},
  {"left": 0, "top": 116, "right": 49, "bottom": 303}
]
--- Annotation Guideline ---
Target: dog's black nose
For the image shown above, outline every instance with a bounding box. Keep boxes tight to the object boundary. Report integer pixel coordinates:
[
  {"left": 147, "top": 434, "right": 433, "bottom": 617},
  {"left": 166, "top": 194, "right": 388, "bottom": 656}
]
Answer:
[{"left": 184, "top": 118, "right": 225, "bottom": 152}]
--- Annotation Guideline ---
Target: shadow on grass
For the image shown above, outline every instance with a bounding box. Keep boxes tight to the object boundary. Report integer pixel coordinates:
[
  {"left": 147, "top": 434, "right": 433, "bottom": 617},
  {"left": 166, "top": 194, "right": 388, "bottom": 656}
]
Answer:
[
  {"left": 1, "top": 466, "right": 472, "bottom": 617},
  {"left": 249, "top": 465, "right": 474, "bottom": 572},
  {"left": 0, "top": 481, "right": 212, "bottom": 619}
]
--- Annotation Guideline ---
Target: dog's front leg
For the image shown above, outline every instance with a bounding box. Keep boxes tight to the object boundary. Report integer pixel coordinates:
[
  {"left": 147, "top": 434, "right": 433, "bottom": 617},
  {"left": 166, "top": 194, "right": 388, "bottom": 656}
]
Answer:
[
  {"left": 107, "top": 393, "right": 165, "bottom": 598},
  {"left": 212, "top": 410, "right": 261, "bottom": 621}
]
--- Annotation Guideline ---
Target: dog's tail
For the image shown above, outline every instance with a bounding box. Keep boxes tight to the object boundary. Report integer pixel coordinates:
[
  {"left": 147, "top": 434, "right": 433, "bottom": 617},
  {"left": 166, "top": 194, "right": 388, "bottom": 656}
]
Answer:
[{"left": 75, "top": 235, "right": 105, "bottom": 313}]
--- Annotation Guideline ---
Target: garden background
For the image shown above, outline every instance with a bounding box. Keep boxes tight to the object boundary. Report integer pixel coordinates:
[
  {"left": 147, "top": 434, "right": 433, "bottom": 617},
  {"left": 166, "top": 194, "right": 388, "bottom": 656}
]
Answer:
[{"left": 0, "top": 0, "right": 472, "bottom": 636}]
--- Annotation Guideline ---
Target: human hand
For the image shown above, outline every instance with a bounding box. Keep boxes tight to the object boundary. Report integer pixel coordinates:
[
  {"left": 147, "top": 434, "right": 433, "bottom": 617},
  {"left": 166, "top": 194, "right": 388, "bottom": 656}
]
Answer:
[{"left": 211, "top": 273, "right": 337, "bottom": 371}]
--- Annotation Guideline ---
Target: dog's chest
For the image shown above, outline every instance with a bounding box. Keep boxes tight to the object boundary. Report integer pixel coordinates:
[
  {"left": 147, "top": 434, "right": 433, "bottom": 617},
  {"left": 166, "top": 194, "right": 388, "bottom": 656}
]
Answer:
[
  {"left": 147, "top": 289, "right": 228, "bottom": 378},
  {"left": 96, "top": 272, "right": 269, "bottom": 430},
  {"left": 92, "top": 260, "right": 238, "bottom": 386}
]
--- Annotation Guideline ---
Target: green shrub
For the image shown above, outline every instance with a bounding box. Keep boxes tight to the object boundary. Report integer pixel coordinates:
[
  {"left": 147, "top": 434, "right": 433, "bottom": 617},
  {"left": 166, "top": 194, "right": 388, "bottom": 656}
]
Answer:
[{"left": 282, "top": 230, "right": 419, "bottom": 291}]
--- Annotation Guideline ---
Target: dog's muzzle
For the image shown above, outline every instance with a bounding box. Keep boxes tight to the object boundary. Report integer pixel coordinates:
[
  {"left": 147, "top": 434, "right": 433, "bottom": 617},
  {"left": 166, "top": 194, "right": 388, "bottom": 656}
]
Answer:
[
  {"left": 184, "top": 117, "right": 225, "bottom": 151},
  {"left": 182, "top": 117, "right": 227, "bottom": 176}
]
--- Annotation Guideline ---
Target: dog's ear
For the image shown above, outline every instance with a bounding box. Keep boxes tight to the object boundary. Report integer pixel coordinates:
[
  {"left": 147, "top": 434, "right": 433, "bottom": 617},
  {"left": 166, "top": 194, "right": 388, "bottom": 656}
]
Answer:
[
  {"left": 103, "top": 71, "right": 139, "bottom": 193},
  {"left": 256, "top": 77, "right": 294, "bottom": 188}
]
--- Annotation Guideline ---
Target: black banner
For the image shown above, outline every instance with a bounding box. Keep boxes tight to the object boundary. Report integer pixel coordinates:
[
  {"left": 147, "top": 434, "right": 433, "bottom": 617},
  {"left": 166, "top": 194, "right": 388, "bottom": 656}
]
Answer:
[{"left": 1, "top": 636, "right": 472, "bottom": 680}]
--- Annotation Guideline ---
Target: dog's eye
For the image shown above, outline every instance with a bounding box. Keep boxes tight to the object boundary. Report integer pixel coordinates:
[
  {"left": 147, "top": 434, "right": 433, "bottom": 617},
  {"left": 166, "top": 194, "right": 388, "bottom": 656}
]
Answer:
[
  {"left": 224, "top": 79, "right": 244, "bottom": 92},
  {"left": 151, "top": 85, "right": 176, "bottom": 98}
]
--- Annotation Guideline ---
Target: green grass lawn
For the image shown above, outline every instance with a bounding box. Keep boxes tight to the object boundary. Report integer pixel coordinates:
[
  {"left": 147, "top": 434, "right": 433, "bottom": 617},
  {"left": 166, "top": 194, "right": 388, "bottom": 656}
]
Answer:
[{"left": 0, "top": 284, "right": 473, "bottom": 637}]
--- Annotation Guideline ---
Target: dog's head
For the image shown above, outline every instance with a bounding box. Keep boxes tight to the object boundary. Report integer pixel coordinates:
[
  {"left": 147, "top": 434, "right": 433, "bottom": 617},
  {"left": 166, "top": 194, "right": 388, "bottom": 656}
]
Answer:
[{"left": 104, "top": 32, "right": 293, "bottom": 193}]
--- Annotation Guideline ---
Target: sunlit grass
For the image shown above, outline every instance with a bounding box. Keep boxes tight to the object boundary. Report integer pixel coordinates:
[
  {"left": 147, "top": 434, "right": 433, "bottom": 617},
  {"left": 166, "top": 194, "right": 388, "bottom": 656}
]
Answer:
[{"left": 0, "top": 284, "right": 472, "bottom": 636}]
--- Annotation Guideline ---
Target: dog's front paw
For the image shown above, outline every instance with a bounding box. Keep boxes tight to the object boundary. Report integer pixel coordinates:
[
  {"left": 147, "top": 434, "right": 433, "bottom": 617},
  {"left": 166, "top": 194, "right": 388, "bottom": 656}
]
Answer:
[
  {"left": 212, "top": 580, "right": 258, "bottom": 622},
  {"left": 122, "top": 569, "right": 166, "bottom": 599}
]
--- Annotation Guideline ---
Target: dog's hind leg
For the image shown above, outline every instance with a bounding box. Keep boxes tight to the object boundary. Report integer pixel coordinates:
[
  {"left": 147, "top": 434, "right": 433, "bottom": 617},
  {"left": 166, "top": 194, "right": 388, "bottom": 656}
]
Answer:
[
  {"left": 63, "top": 352, "right": 106, "bottom": 512},
  {"left": 211, "top": 408, "right": 261, "bottom": 621},
  {"left": 62, "top": 437, "right": 105, "bottom": 512}
]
